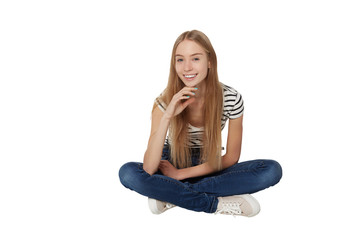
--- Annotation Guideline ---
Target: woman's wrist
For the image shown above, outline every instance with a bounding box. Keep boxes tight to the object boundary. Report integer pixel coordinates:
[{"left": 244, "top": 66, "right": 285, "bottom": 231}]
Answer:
[
  {"left": 176, "top": 168, "right": 187, "bottom": 181},
  {"left": 161, "top": 113, "right": 172, "bottom": 123},
  {"left": 176, "top": 163, "right": 216, "bottom": 180}
]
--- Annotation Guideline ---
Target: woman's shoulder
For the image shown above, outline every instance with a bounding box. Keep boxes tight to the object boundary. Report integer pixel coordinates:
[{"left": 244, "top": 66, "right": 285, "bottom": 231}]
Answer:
[
  {"left": 154, "top": 90, "right": 167, "bottom": 112},
  {"left": 220, "top": 82, "right": 241, "bottom": 96},
  {"left": 221, "top": 82, "right": 244, "bottom": 119}
]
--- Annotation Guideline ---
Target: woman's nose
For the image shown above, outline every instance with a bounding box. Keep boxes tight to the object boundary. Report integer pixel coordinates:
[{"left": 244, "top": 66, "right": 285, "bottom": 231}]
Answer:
[{"left": 184, "top": 60, "right": 193, "bottom": 71}]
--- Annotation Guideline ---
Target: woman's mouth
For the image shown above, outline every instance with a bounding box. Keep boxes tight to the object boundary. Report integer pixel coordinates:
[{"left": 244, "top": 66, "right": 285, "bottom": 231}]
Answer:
[{"left": 184, "top": 74, "right": 197, "bottom": 81}]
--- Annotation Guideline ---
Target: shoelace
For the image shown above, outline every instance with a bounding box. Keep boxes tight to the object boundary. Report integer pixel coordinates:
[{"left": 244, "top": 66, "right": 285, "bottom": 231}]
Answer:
[
  {"left": 165, "top": 202, "right": 175, "bottom": 210},
  {"left": 216, "top": 202, "right": 243, "bottom": 216}
]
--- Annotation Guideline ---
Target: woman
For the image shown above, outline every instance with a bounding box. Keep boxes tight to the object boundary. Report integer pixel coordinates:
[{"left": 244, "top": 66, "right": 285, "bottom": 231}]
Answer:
[{"left": 119, "top": 30, "right": 282, "bottom": 216}]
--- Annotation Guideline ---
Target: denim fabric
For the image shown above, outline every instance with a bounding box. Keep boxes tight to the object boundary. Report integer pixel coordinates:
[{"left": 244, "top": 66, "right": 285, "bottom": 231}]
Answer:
[{"left": 119, "top": 145, "right": 282, "bottom": 213}]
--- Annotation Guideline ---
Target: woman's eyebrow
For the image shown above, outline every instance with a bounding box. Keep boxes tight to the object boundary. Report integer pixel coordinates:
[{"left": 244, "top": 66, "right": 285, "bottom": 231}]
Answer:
[{"left": 175, "top": 53, "right": 203, "bottom": 57}]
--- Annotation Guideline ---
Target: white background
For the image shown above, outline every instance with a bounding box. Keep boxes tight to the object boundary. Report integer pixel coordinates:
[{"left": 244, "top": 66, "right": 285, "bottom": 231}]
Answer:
[{"left": 1, "top": 0, "right": 359, "bottom": 239}]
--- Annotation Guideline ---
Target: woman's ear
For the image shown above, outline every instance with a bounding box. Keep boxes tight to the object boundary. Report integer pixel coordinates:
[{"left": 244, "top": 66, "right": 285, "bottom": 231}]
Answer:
[{"left": 208, "top": 61, "right": 211, "bottom": 69}]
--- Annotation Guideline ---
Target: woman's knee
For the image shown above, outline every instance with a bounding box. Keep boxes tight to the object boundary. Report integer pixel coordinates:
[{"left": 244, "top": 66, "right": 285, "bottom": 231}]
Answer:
[
  {"left": 263, "top": 159, "right": 282, "bottom": 186},
  {"left": 119, "top": 162, "right": 140, "bottom": 189}
]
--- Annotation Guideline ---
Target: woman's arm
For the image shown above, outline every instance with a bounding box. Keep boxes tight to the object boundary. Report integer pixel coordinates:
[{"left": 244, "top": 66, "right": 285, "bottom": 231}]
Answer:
[
  {"left": 143, "top": 87, "right": 198, "bottom": 175},
  {"left": 143, "top": 107, "right": 171, "bottom": 175},
  {"left": 160, "top": 115, "right": 244, "bottom": 180},
  {"left": 221, "top": 115, "right": 243, "bottom": 169}
]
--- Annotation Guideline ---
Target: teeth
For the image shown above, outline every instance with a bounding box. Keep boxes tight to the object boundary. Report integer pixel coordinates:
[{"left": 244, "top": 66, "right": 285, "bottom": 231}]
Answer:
[{"left": 185, "top": 74, "right": 196, "bottom": 78}]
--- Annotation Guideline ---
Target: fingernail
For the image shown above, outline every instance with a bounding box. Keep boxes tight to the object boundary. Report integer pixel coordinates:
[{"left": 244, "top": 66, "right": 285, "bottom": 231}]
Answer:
[{"left": 195, "top": 88, "right": 198, "bottom": 90}]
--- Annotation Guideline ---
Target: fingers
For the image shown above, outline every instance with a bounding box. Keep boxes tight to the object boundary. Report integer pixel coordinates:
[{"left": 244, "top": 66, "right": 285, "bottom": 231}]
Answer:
[
  {"left": 181, "top": 97, "right": 196, "bottom": 108},
  {"left": 160, "top": 160, "right": 173, "bottom": 167},
  {"left": 170, "top": 88, "right": 196, "bottom": 106},
  {"left": 160, "top": 160, "right": 170, "bottom": 166},
  {"left": 159, "top": 160, "right": 171, "bottom": 172},
  {"left": 173, "top": 88, "right": 197, "bottom": 102},
  {"left": 178, "top": 87, "right": 198, "bottom": 98},
  {"left": 165, "top": 87, "right": 198, "bottom": 118},
  {"left": 159, "top": 160, "right": 166, "bottom": 167}
]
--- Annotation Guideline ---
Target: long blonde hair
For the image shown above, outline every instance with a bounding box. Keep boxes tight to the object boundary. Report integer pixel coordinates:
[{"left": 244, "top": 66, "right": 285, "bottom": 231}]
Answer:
[{"left": 154, "top": 30, "right": 223, "bottom": 170}]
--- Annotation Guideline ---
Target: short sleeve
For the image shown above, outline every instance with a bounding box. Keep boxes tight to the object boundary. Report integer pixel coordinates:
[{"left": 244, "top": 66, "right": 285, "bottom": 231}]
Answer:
[
  {"left": 229, "top": 91, "right": 244, "bottom": 119},
  {"left": 154, "top": 93, "right": 167, "bottom": 112}
]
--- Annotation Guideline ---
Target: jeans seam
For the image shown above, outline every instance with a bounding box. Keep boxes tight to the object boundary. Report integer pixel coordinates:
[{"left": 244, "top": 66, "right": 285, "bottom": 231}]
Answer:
[
  {"left": 191, "top": 169, "right": 254, "bottom": 187},
  {"left": 209, "top": 196, "right": 218, "bottom": 213},
  {"left": 196, "top": 160, "right": 266, "bottom": 186}
]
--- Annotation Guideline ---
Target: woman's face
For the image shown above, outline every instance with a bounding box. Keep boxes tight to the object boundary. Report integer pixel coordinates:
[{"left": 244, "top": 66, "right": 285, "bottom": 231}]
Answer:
[{"left": 175, "top": 40, "right": 210, "bottom": 88}]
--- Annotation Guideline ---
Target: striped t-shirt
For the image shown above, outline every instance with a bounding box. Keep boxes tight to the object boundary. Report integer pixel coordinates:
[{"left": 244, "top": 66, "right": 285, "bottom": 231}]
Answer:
[{"left": 155, "top": 83, "right": 244, "bottom": 148}]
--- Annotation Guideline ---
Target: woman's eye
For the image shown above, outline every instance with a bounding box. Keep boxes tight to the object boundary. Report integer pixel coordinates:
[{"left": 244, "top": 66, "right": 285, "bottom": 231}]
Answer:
[
  {"left": 193, "top": 58, "right": 200, "bottom": 61},
  {"left": 176, "top": 59, "right": 183, "bottom": 62}
]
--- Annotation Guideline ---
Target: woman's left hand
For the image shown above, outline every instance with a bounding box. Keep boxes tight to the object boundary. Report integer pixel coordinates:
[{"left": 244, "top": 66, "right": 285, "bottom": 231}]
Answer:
[{"left": 159, "top": 160, "right": 181, "bottom": 180}]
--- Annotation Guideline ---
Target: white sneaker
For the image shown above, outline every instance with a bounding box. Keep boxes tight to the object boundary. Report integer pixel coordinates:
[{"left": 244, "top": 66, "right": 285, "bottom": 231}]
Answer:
[
  {"left": 148, "top": 198, "right": 176, "bottom": 214},
  {"left": 215, "top": 194, "right": 261, "bottom": 217}
]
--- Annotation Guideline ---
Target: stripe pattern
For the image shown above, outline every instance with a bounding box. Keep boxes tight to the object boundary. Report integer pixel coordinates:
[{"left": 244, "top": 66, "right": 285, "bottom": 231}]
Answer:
[{"left": 156, "top": 83, "right": 244, "bottom": 148}]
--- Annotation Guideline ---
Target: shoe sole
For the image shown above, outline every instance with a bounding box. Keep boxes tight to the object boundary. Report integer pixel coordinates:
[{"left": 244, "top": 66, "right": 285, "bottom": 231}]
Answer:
[
  {"left": 240, "top": 194, "right": 261, "bottom": 217},
  {"left": 148, "top": 198, "right": 163, "bottom": 214}
]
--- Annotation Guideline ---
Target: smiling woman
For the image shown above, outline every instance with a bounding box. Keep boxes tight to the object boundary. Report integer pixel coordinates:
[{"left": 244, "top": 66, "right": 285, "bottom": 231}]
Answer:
[
  {"left": 175, "top": 46, "right": 209, "bottom": 85},
  {"left": 118, "top": 30, "right": 282, "bottom": 216}
]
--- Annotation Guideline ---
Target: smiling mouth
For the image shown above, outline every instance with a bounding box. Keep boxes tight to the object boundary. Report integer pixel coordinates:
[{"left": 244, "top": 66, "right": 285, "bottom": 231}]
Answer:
[{"left": 184, "top": 74, "right": 197, "bottom": 80}]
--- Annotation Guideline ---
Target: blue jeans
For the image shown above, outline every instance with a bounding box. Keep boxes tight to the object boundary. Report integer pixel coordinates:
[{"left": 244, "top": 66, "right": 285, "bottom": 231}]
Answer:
[{"left": 119, "top": 146, "right": 282, "bottom": 213}]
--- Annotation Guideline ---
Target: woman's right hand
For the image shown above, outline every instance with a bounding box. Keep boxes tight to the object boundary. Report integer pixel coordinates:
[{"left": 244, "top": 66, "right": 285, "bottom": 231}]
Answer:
[{"left": 163, "top": 87, "right": 198, "bottom": 120}]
